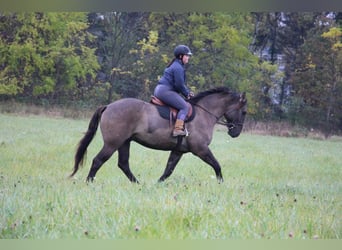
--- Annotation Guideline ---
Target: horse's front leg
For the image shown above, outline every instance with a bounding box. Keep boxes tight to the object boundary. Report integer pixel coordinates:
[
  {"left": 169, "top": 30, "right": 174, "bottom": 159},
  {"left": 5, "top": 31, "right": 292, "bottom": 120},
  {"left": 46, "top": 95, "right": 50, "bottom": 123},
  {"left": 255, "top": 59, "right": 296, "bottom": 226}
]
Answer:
[
  {"left": 158, "top": 150, "right": 183, "bottom": 182},
  {"left": 194, "top": 148, "right": 223, "bottom": 183}
]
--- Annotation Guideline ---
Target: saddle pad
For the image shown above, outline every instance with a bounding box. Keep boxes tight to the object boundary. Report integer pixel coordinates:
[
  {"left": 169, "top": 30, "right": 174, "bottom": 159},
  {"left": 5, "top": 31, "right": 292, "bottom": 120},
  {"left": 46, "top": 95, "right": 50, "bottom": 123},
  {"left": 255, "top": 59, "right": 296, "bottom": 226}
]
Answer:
[
  {"left": 154, "top": 104, "right": 196, "bottom": 123},
  {"left": 156, "top": 106, "right": 173, "bottom": 120}
]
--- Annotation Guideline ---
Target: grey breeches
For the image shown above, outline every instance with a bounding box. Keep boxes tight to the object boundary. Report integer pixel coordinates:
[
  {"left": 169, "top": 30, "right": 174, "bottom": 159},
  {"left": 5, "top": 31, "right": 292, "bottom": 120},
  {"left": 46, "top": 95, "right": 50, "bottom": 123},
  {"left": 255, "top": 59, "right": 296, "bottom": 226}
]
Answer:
[{"left": 154, "top": 84, "right": 189, "bottom": 120}]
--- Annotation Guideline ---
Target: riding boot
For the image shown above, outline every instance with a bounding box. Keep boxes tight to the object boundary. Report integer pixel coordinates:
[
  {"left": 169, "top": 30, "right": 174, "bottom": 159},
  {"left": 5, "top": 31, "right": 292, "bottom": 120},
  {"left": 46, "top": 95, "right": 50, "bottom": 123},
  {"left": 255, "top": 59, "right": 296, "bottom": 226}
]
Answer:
[{"left": 173, "top": 119, "right": 187, "bottom": 137}]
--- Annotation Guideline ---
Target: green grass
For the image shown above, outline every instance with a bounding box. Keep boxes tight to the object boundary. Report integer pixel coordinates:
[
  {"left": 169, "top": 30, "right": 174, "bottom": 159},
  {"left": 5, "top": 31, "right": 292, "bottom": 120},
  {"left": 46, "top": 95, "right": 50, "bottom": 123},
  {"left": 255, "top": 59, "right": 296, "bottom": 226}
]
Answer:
[{"left": 0, "top": 113, "right": 341, "bottom": 239}]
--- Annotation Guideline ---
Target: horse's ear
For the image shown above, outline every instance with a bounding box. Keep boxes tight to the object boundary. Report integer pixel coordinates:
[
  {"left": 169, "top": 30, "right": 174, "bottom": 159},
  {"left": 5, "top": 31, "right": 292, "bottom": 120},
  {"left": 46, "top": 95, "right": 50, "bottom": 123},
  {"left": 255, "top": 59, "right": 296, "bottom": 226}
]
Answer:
[{"left": 239, "top": 92, "right": 246, "bottom": 103}]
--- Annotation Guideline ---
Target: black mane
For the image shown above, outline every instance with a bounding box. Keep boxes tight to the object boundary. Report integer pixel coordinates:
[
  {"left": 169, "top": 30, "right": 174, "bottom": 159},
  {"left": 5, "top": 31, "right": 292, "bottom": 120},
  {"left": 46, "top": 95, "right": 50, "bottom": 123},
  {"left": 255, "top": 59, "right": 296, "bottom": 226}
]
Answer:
[{"left": 188, "top": 86, "right": 235, "bottom": 104}]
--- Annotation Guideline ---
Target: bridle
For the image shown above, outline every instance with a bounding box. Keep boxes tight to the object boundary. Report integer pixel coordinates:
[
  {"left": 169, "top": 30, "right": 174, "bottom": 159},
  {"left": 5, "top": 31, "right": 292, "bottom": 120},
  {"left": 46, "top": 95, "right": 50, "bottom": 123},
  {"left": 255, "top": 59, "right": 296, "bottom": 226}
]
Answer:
[
  {"left": 218, "top": 118, "right": 243, "bottom": 131},
  {"left": 193, "top": 103, "right": 243, "bottom": 131}
]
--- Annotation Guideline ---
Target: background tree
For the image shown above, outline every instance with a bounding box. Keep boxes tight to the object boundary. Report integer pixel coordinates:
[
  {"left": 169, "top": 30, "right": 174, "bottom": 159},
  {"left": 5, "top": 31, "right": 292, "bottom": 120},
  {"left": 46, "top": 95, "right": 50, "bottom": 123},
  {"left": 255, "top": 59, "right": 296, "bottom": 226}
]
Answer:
[
  {"left": 321, "top": 26, "right": 342, "bottom": 133},
  {"left": 129, "top": 30, "right": 166, "bottom": 100},
  {"left": 289, "top": 14, "right": 342, "bottom": 134},
  {"left": 0, "top": 12, "right": 99, "bottom": 104},
  {"left": 250, "top": 13, "right": 322, "bottom": 119},
  {"left": 88, "top": 12, "right": 149, "bottom": 103}
]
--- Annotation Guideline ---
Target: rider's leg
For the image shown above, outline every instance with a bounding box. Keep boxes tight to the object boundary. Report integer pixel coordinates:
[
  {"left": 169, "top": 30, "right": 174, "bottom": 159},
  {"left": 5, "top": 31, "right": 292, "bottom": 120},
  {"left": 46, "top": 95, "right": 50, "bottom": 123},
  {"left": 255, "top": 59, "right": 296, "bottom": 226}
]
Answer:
[{"left": 154, "top": 86, "right": 189, "bottom": 137}]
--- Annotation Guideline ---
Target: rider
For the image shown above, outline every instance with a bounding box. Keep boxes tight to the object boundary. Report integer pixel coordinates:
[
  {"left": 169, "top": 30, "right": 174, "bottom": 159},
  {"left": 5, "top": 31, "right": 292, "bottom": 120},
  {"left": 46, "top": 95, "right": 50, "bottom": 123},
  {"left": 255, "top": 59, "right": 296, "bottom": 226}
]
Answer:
[{"left": 153, "top": 45, "right": 194, "bottom": 137}]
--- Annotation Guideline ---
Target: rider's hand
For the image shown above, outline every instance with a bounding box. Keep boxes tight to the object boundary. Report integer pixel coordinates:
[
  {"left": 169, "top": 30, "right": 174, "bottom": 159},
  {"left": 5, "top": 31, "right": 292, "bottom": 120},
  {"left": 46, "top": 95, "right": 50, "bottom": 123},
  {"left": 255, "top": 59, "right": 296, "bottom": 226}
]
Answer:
[{"left": 187, "top": 91, "right": 194, "bottom": 99}]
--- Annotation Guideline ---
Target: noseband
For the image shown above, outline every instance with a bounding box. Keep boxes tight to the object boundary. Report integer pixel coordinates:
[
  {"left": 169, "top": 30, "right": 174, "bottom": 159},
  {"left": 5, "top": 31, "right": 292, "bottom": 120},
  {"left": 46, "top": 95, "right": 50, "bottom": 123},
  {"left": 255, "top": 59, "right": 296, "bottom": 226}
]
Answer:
[{"left": 218, "top": 119, "right": 243, "bottom": 132}]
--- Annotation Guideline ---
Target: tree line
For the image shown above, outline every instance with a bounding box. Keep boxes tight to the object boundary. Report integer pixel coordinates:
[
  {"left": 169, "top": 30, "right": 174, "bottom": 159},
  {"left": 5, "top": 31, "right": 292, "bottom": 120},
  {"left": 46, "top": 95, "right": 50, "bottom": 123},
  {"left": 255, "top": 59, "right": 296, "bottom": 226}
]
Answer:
[{"left": 0, "top": 12, "right": 341, "bottom": 134}]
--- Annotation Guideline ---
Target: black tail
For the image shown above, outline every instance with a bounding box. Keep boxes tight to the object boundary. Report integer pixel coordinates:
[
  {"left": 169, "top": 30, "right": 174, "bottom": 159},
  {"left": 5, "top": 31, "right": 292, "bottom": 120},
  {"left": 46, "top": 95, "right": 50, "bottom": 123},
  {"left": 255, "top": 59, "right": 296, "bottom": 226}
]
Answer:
[{"left": 70, "top": 106, "right": 107, "bottom": 178}]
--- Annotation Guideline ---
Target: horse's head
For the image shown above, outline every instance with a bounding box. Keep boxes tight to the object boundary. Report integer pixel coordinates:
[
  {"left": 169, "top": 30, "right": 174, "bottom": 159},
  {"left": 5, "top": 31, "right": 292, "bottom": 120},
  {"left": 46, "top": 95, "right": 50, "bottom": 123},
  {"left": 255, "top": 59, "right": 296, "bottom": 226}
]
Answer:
[
  {"left": 224, "top": 92, "right": 247, "bottom": 138},
  {"left": 190, "top": 87, "right": 247, "bottom": 138}
]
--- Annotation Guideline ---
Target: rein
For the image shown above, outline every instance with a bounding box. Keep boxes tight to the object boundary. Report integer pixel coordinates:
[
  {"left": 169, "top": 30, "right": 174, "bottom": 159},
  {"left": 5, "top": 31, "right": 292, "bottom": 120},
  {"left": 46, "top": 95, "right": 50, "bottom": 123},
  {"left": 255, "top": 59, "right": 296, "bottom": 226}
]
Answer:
[
  {"left": 193, "top": 103, "right": 243, "bottom": 130},
  {"left": 193, "top": 103, "right": 220, "bottom": 121}
]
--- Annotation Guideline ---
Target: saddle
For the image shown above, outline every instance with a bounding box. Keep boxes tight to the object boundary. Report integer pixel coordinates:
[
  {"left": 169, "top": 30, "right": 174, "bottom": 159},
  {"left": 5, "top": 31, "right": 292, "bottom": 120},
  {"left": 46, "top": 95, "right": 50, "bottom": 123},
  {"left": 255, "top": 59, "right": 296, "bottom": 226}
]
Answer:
[{"left": 150, "top": 96, "right": 195, "bottom": 123}]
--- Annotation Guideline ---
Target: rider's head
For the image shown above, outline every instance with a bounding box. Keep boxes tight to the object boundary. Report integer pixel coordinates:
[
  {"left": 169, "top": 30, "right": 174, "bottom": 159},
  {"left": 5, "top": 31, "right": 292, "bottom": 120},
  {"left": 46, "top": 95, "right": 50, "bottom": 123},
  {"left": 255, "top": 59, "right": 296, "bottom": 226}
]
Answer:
[{"left": 174, "top": 45, "right": 192, "bottom": 59}]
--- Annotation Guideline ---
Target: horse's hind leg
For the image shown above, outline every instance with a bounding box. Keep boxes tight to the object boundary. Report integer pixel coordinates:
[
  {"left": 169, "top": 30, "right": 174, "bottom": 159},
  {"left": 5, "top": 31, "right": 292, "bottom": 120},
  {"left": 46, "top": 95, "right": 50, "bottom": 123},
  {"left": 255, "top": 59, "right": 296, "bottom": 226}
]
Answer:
[
  {"left": 86, "top": 144, "right": 116, "bottom": 182},
  {"left": 117, "top": 140, "right": 139, "bottom": 183},
  {"left": 158, "top": 151, "right": 183, "bottom": 182}
]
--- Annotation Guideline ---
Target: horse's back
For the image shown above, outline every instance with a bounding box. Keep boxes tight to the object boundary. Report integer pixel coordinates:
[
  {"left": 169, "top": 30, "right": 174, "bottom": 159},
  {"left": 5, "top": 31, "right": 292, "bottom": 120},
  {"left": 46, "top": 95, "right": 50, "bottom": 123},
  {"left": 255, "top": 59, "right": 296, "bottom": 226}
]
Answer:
[
  {"left": 106, "top": 97, "right": 145, "bottom": 108},
  {"left": 101, "top": 98, "right": 149, "bottom": 122}
]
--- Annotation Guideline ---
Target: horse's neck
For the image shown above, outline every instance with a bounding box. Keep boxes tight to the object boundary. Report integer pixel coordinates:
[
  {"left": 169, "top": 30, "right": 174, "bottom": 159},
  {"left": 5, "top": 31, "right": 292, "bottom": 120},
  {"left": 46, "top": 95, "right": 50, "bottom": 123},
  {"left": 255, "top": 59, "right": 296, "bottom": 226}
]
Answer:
[{"left": 198, "top": 94, "right": 227, "bottom": 117}]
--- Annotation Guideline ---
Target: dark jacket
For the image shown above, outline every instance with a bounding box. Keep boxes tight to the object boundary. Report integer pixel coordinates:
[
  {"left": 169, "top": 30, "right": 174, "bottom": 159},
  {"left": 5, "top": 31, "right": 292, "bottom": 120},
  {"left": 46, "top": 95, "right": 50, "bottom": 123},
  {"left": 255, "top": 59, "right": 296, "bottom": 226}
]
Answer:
[{"left": 158, "top": 59, "right": 190, "bottom": 97}]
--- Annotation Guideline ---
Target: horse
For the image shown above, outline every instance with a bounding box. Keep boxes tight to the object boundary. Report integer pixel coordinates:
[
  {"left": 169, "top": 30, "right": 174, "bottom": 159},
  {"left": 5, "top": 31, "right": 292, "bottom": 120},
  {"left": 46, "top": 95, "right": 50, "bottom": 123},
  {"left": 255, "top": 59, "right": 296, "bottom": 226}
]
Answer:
[{"left": 70, "top": 87, "right": 247, "bottom": 183}]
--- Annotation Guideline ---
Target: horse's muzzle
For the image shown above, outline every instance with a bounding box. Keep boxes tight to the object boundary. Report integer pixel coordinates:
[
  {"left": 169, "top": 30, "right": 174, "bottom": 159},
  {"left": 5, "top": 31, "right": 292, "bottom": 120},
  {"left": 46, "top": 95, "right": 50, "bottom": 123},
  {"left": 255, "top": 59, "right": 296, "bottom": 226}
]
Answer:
[{"left": 227, "top": 123, "right": 243, "bottom": 138}]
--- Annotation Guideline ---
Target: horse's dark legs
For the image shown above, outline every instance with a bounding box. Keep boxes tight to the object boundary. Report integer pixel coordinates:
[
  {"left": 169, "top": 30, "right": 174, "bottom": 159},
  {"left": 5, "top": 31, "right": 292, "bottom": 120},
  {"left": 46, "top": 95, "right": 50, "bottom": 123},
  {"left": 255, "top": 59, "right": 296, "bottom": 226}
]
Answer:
[
  {"left": 158, "top": 151, "right": 183, "bottom": 182},
  {"left": 86, "top": 144, "right": 116, "bottom": 182},
  {"left": 117, "top": 140, "right": 139, "bottom": 183},
  {"left": 195, "top": 148, "right": 224, "bottom": 183}
]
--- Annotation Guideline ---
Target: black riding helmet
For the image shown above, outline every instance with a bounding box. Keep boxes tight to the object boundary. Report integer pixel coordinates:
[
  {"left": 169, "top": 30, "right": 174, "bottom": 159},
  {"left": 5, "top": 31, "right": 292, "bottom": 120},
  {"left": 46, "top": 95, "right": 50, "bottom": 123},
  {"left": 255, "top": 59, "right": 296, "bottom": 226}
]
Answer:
[{"left": 174, "top": 45, "right": 192, "bottom": 58}]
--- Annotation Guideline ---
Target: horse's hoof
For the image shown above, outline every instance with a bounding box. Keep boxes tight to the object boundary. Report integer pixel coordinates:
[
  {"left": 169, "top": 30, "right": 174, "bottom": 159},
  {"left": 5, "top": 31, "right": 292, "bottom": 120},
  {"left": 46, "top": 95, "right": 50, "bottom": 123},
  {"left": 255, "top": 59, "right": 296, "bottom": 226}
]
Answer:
[
  {"left": 86, "top": 176, "right": 95, "bottom": 183},
  {"left": 132, "top": 180, "right": 140, "bottom": 184}
]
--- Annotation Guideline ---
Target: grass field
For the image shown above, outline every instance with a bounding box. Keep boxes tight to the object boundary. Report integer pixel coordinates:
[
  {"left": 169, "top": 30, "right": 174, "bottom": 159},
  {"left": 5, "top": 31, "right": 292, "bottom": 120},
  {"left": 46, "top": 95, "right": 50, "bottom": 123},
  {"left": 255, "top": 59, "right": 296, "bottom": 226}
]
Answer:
[{"left": 0, "top": 113, "right": 341, "bottom": 239}]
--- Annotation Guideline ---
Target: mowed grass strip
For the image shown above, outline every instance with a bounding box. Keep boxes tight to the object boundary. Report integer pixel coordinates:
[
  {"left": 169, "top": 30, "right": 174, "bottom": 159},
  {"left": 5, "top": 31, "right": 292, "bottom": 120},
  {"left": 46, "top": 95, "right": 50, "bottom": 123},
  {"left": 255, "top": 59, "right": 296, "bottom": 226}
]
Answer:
[{"left": 0, "top": 114, "right": 341, "bottom": 239}]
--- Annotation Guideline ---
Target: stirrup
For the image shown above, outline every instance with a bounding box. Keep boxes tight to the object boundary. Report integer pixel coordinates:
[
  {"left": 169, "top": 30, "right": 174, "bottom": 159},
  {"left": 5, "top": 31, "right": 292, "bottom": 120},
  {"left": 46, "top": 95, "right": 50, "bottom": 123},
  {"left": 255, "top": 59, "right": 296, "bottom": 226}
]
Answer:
[
  {"left": 185, "top": 128, "right": 189, "bottom": 137},
  {"left": 172, "top": 128, "right": 189, "bottom": 137}
]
